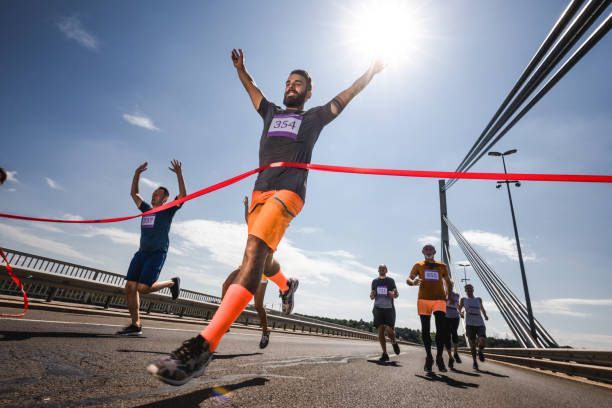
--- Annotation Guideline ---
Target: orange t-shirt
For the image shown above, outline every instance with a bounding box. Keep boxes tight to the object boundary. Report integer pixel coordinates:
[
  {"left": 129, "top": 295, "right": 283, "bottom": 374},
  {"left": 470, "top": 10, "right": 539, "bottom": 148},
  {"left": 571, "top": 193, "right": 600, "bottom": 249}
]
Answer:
[{"left": 410, "top": 261, "right": 449, "bottom": 300}]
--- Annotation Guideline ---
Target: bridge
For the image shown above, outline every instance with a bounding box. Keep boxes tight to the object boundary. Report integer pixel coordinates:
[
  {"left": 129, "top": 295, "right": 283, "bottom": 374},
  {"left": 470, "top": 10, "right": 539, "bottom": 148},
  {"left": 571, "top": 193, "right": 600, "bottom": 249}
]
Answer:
[{"left": 1, "top": 248, "right": 612, "bottom": 407}]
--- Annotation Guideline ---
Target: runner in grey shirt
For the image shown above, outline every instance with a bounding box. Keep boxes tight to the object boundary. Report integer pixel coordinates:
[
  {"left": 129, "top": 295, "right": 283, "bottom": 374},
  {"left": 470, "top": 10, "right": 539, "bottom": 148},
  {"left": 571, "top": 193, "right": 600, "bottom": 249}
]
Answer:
[
  {"left": 459, "top": 284, "right": 488, "bottom": 370},
  {"left": 370, "top": 265, "right": 400, "bottom": 362},
  {"left": 444, "top": 291, "right": 462, "bottom": 368}
]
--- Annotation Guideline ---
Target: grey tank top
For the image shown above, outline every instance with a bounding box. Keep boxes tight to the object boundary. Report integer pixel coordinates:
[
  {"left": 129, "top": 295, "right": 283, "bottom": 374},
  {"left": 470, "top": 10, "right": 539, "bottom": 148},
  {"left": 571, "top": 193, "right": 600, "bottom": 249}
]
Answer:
[{"left": 464, "top": 297, "right": 485, "bottom": 326}]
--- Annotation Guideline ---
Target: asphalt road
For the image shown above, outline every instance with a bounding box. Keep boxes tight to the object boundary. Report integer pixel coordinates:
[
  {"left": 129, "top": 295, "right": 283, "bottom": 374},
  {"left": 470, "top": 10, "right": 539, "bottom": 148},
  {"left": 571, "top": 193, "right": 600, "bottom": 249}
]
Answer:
[{"left": 1, "top": 308, "right": 611, "bottom": 408}]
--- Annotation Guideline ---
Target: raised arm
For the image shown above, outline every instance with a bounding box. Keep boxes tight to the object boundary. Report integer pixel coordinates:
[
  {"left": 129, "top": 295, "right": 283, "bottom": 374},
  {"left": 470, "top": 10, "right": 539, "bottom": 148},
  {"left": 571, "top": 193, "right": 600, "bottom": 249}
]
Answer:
[
  {"left": 231, "top": 49, "right": 264, "bottom": 111},
  {"left": 131, "top": 162, "right": 147, "bottom": 207},
  {"left": 330, "top": 59, "right": 385, "bottom": 116},
  {"left": 169, "top": 159, "right": 186, "bottom": 199}
]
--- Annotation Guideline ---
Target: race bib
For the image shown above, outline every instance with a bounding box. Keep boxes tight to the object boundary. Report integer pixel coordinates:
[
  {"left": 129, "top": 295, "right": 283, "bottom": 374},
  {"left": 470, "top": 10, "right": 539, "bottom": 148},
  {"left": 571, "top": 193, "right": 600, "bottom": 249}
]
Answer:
[
  {"left": 267, "top": 113, "right": 303, "bottom": 139},
  {"left": 424, "top": 269, "right": 439, "bottom": 282},
  {"left": 376, "top": 286, "right": 388, "bottom": 296},
  {"left": 141, "top": 214, "right": 156, "bottom": 229}
]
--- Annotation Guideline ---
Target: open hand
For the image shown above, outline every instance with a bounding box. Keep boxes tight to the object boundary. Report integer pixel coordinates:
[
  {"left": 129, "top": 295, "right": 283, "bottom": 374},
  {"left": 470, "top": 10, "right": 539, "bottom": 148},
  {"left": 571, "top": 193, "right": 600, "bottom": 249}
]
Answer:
[
  {"left": 370, "top": 58, "right": 387, "bottom": 74},
  {"left": 135, "top": 162, "right": 148, "bottom": 174},
  {"left": 231, "top": 49, "right": 244, "bottom": 69},
  {"left": 169, "top": 159, "right": 182, "bottom": 174}
]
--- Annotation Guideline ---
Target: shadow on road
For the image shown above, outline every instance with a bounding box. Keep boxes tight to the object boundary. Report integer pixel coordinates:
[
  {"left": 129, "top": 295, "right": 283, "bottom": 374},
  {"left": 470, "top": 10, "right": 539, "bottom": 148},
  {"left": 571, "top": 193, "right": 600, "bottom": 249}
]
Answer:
[
  {"left": 213, "top": 352, "right": 264, "bottom": 360},
  {"left": 477, "top": 369, "right": 509, "bottom": 378},
  {"left": 134, "top": 377, "right": 269, "bottom": 408},
  {"left": 450, "top": 368, "right": 481, "bottom": 377},
  {"left": 366, "top": 359, "right": 402, "bottom": 367},
  {"left": 415, "top": 373, "right": 479, "bottom": 389},
  {"left": 0, "top": 331, "right": 125, "bottom": 341},
  {"left": 116, "top": 349, "right": 169, "bottom": 355}
]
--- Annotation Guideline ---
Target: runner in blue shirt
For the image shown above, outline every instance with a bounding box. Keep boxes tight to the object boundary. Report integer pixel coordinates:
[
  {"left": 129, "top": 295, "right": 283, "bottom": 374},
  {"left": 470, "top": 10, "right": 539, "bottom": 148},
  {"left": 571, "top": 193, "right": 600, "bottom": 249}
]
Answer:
[{"left": 117, "top": 160, "right": 186, "bottom": 336}]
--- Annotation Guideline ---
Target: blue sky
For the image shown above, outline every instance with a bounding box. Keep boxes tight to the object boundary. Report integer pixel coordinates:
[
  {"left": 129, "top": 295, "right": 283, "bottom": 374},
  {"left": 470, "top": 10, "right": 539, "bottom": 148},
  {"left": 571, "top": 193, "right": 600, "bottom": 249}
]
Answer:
[{"left": 1, "top": 1, "right": 611, "bottom": 348}]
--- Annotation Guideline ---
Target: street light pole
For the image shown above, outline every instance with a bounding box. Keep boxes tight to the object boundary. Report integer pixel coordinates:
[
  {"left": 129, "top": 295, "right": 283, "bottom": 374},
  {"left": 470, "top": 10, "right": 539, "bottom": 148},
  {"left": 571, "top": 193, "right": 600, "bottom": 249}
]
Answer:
[
  {"left": 458, "top": 261, "right": 471, "bottom": 285},
  {"left": 489, "top": 149, "right": 537, "bottom": 343}
]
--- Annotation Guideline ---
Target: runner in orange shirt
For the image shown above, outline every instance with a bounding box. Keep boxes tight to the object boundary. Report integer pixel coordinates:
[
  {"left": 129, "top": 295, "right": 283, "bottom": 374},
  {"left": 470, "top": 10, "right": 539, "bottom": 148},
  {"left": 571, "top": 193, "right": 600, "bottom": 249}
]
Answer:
[
  {"left": 147, "top": 48, "right": 385, "bottom": 385},
  {"left": 407, "top": 244, "right": 454, "bottom": 372}
]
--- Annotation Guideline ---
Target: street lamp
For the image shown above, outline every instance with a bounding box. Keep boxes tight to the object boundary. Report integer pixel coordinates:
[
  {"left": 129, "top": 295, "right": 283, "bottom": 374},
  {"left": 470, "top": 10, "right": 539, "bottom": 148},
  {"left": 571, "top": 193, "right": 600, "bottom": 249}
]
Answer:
[
  {"left": 488, "top": 149, "right": 537, "bottom": 343},
  {"left": 457, "top": 261, "right": 471, "bottom": 284}
]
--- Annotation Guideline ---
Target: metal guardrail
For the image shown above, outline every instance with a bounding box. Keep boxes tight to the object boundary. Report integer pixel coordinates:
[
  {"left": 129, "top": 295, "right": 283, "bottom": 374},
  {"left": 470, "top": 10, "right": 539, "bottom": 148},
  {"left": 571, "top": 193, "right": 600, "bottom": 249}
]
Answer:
[
  {"left": 0, "top": 248, "right": 377, "bottom": 340},
  {"left": 469, "top": 347, "right": 612, "bottom": 384}
]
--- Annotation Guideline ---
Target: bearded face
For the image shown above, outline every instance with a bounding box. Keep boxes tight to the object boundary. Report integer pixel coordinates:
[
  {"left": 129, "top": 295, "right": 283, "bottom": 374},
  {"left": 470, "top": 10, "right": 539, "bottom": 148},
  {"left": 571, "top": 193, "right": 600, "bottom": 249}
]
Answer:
[
  {"left": 283, "top": 73, "right": 311, "bottom": 108},
  {"left": 283, "top": 86, "right": 308, "bottom": 108}
]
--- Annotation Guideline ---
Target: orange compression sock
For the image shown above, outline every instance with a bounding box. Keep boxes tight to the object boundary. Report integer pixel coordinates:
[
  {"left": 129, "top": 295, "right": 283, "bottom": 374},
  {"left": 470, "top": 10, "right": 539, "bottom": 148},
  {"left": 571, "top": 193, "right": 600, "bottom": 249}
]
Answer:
[
  {"left": 200, "top": 284, "right": 253, "bottom": 351},
  {"left": 267, "top": 268, "right": 289, "bottom": 293}
]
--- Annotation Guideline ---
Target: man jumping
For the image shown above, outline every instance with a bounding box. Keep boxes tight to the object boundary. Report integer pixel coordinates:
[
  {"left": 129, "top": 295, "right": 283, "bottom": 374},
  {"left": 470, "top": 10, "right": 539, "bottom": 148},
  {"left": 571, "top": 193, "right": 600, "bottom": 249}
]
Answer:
[
  {"left": 147, "top": 48, "right": 385, "bottom": 385},
  {"left": 116, "top": 160, "right": 186, "bottom": 336}
]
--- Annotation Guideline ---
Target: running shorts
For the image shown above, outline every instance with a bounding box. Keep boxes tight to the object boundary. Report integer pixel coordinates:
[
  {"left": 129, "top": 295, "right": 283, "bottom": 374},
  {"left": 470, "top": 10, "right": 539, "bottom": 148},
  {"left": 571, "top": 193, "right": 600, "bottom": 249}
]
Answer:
[
  {"left": 248, "top": 190, "right": 304, "bottom": 251},
  {"left": 126, "top": 250, "right": 167, "bottom": 286},
  {"left": 417, "top": 299, "right": 447, "bottom": 316},
  {"left": 466, "top": 325, "right": 487, "bottom": 342},
  {"left": 373, "top": 307, "right": 396, "bottom": 328}
]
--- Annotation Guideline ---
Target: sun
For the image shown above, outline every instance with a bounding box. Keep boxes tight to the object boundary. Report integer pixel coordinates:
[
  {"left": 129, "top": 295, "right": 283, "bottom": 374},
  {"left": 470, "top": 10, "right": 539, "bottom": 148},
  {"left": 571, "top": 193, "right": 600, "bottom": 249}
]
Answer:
[{"left": 342, "top": 0, "right": 428, "bottom": 66}]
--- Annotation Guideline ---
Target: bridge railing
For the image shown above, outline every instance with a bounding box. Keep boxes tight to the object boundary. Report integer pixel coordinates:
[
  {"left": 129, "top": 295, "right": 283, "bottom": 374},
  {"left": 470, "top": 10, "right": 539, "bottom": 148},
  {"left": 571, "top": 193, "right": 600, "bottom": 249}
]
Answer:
[
  {"left": 470, "top": 347, "right": 612, "bottom": 384},
  {"left": 0, "top": 247, "right": 377, "bottom": 340}
]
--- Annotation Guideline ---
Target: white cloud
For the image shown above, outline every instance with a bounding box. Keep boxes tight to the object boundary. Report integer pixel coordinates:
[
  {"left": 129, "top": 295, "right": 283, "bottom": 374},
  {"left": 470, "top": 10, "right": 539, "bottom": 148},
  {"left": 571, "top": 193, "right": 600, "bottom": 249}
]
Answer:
[
  {"left": 294, "top": 227, "right": 323, "bottom": 234},
  {"left": 82, "top": 226, "right": 139, "bottom": 247},
  {"left": 5, "top": 170, "right": 18, "bottom": 183},
  {"left": 532, "top": 298, "right": 612, "bottom": 318},
  {"left": 171, "top": 219, "right": 376, "bottom": 286},
  {"left": 56, "top": 16, "right": 99, "bottom": 50},
  {"left": 63, "top": 214, "right": 84, "bottom": 221},
  {"left": 31, "top": 223, "right": 65, "bottom": 234},
  {"left": 141, "top": 177, "right": 161, "bottom": 189},
  {"left": 6, "top": 188, "right": 16, "bottom": 192},
  {"left": 0, "top": 224, "right": 99, "bottom": 264},
  {"left": 123, "top": 113, "right": 160, "bottom": 131},
  {"left": 462, "top": 230, "right": 536, "bottom": 262},
  {"left": 45, "top": 177, "right": 64, "bottom": 191}
]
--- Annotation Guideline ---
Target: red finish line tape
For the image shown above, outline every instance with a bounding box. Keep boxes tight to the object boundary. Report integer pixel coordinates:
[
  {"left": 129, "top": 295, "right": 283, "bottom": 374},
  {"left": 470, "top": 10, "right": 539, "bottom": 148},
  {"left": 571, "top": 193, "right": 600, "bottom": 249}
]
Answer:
[
  {"left": 0, "top": 161, "right": 611, "bottom": 224},
  {"left": 0, "top": 248, "right": 28, "bottom": 317}
]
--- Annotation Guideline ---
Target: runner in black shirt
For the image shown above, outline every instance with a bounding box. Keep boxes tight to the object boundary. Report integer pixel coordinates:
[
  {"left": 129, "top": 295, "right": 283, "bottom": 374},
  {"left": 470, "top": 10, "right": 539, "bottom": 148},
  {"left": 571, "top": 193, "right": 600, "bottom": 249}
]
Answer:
[{"left": 148, "top": 48, "right": 385, "bottom": 386}]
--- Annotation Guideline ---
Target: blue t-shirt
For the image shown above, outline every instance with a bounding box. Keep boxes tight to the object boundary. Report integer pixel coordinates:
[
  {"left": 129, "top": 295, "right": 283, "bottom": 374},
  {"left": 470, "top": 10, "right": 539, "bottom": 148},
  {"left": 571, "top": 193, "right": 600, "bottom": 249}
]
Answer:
[{"left": 138, "top": 201, "right": 181, "bottom": 252}]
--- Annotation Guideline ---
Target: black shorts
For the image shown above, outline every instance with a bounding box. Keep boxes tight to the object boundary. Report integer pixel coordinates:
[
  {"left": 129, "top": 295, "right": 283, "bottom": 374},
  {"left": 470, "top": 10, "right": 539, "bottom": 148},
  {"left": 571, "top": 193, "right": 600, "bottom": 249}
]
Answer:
[
  {"left": 373, "top": 307, "right": 395, "bottom": 328},
  {"left": 466, "top": 325, "right": 486, "bottom": 342}
]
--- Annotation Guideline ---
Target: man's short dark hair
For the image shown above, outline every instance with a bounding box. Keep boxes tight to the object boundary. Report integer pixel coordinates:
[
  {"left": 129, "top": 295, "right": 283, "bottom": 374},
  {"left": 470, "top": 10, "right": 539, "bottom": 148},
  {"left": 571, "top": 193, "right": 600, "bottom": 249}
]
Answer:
[
  {"left": 158, "top": 186, "right": 169, "bottom": 197},
  {"left": 0, "top": 168, "right": 6, "bottom": 185},
  {"left": 290, "top": 69, "right": 312, "bottom": 91}
]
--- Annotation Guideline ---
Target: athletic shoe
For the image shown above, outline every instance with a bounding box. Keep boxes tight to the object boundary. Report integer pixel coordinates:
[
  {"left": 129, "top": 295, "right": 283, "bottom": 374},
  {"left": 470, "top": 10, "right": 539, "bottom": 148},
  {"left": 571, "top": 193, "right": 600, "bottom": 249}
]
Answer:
[
  {"left": 280, "top": 278, "right": 299, "bottom": 315},
  {"left": 392, "top": 342, "right": 400, "bottom": 355},
  {"left": 436, "top": 356, "right": 447, "bottom": 372},
  {"left": 453, "top": 352, "right": 462, "bottom": 363},
  {"left": 379, "top": 352, "right": 390, "bottom": 362},
  {"left": 170, "top": 277, "right": 181, "bottom": 300},
  {"left": 478, "top": 349, "right": 485, "bottom": 362},
  {"left": 147, "top": 335, "right": 213, "bottom": 386},
  {"left": 259, "top": 329, "right": 271, "bottom": 349},
  {"left": 116, "top": 324, "right": 142, "bottom": 336},
  {"left": 448, "top": 356, "right": 455, "bottom": 370},
  {"left": 473, "top": 361, "right": 479, "bottom": 370},
  {"left": 424, "top": 355, "right": 433, "bottom": 372}
]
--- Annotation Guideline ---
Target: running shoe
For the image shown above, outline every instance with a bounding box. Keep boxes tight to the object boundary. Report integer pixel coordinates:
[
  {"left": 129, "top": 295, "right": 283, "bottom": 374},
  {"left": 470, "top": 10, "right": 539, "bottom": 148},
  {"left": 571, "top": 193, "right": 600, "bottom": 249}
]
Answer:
[
  {"left": 473, "top": 361, "right": 479, "bottom": 370},
  {"left": 280, "top": 278, "right": 299, "bottom": 315},
  {"left": 170, "top": 277, "right": 181, "bottom": 300},
  {"left": 436, "top": 356, "right": 447, "bottom": 372},
  {"left": 116, "top": 324, "right": 142, "bottom": 336},
  {"left": 448, "top": 356, "right": 455, "bottom": 370},
  {"left": 453, "top": 352, "right": 462, "bottom": 363},
  {"left": 147, "top": 335, "right": 213, "bottom": 386},
  {"left": 478, "top": 349, "right": 485, "bottom": 362},
  {"left": 379, "top": 352, "right": 390, "bottom": 362},
  {"left": 392, "top": 342, "right": 400, "bottom": 355},
  {"left": 424, "top": 355, "right": 433, "bottom": 372},
  {"left": 259, "top": 329, "right": 271, "bottom": 349}
]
